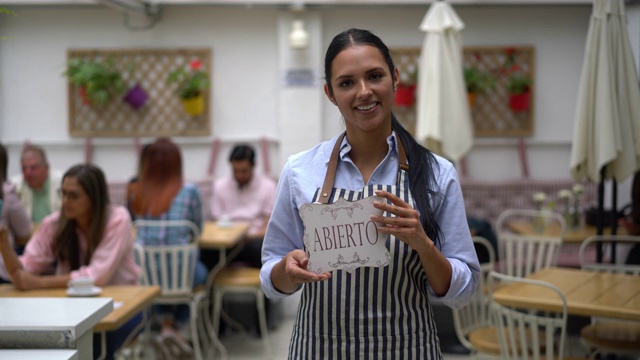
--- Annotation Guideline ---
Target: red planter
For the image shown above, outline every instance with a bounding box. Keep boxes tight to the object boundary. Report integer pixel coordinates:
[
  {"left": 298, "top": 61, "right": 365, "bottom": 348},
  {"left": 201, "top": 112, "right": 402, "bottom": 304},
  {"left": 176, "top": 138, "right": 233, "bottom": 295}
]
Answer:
[
  {"left": 509, "top": 92, "right": 530, "bottom": 112},
  {"left": 394, "top": 84, "right": 416, "bottom": 107}
]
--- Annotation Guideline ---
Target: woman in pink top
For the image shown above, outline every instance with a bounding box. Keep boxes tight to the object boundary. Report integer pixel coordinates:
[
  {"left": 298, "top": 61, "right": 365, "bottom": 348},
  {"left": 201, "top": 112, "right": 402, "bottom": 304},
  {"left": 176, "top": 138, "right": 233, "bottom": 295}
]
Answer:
[{"left": 0, "top": 163, "right": 139, "bottom": 360}]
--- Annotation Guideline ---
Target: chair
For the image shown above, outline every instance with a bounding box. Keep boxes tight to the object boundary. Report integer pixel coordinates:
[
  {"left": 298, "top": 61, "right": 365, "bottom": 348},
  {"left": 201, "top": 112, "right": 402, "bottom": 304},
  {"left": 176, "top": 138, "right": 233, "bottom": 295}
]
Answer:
[
  {"left": 211, "top": 266, "right": 273, "bottom": 359},
  {"left": 495, "top": 209, "right": 566, "bottom": 278},
  {"left": 133, "top": 219, "right": 209, "bottom": 360},
  {"left": 578, "top": 235, "right": 640, "bottom": 359},
  {"left": 453, "top": 236, "right": 502, "bottom": 358},
  {"left": 488, "top": 271, "right": 570, "bottom": 360}
]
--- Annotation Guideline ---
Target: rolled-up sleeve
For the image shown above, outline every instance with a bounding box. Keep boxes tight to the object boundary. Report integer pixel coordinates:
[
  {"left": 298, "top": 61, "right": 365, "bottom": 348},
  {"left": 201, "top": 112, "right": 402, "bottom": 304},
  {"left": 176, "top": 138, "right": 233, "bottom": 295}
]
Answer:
[{"left": 426, "top": 161, "right": 480, "bottom": 309}]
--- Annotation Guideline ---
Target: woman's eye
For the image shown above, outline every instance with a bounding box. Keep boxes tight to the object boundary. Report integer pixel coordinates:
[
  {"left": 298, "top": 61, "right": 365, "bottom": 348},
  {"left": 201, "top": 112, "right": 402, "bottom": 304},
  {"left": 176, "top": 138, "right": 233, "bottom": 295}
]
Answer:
[
  {"left": 370, "top": 73, "right": 383, "bottom": 80},
  {"left": 339, "top": 80, "right": 352, "bottom": 88}
]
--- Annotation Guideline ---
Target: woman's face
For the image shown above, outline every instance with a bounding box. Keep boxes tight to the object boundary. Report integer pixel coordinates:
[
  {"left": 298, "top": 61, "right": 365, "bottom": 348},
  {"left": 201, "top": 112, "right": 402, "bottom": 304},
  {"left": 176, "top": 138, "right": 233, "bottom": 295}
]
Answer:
[
  {"left": 325, "top": 44, "right": 399, "bottom": 134},
  {"left": 61, "top": 176, "right": 92, "bottom": 222}
]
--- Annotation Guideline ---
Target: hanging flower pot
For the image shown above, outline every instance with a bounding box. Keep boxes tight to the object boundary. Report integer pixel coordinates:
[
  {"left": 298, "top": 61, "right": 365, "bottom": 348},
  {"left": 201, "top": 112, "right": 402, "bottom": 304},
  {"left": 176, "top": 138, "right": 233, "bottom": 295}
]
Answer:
[
  {"left": 123, "top": 84, "right": 148, "bottom": 110},
  {"left": 79, "top": 86, "right": 91, "bottom": 106},
  {"left": 394, "top": 84, "right": 416, "bottom": 107},
  {"left": 509, "top": 91, "right": 530, "bottom": 112},
  {"left": 467, "top": 93, "right": 477, "bottom": 108},
  {"left": 181, "top": 93, "right": 205, "bottom": 116}
]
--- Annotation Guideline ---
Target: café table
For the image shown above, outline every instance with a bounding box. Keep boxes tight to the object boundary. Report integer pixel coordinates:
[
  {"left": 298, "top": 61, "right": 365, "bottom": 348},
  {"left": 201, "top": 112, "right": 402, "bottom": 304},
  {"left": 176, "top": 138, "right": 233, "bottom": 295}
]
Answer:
[
  {"left": 508, "top": 222, "right": 628, "bottom": 244},
  {"left": 492, "top": 267, "right": 640, "bottom": 321},
  {"left": 198, "top": 221, "right": 250, "bottom": 356},
  {"left": 0, "top": 297, "right": 112, "bottom": 359},
  {"left": 0, "top": 285, "right": 160, "bottom": 359}
]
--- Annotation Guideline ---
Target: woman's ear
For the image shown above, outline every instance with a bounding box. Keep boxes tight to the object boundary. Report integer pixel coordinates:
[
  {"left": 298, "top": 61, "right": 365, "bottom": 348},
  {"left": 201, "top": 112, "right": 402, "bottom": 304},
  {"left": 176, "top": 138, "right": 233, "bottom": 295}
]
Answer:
[
  {"left": 324, "top": 84, "right": 337, "bottom": 106},
  {"left": 393, "top": 67, "right": 400, "bottom": 91}
]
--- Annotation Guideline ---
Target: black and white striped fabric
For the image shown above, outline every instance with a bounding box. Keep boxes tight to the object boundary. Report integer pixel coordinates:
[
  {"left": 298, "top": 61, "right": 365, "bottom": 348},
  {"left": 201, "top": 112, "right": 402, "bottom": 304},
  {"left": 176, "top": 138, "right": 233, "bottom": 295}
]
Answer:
[{"left": 289, "top": 169, "right": 443, "bottom": 359}]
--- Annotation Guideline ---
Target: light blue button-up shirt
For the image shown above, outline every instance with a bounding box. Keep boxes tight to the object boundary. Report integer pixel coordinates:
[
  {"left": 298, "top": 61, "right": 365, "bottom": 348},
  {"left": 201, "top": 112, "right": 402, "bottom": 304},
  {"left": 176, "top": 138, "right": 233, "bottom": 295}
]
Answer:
[{"left": 261, "top": 132, "right": 479, "bottom": 309}]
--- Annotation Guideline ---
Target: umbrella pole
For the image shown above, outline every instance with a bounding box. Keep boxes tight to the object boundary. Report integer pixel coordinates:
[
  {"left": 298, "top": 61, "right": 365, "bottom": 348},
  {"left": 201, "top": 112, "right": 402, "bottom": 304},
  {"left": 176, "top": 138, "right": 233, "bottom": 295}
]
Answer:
[
  {"left": 611, "top": 179, "right": 618, "bottom": 263},
  {"left": 597, "top": 169, "right": 605, "bottom": 263}
]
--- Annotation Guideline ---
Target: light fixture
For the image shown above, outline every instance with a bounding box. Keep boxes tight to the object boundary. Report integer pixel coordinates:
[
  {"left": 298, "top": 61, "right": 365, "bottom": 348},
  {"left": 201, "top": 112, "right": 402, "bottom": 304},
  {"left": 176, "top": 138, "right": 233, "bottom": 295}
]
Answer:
[{"left": 289, "top": 19, "right": 309, "bottom": 50}]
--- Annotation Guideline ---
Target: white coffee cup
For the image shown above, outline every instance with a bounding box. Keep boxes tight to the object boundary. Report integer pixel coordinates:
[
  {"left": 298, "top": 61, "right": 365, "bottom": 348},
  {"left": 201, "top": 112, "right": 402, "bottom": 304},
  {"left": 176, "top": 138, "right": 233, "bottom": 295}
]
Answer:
[
  {"left": 68, "top": 276, "right": 94, "bottom": 294},
  {"left": 217, "top": 217, "right": 233, "bottom": 228}
]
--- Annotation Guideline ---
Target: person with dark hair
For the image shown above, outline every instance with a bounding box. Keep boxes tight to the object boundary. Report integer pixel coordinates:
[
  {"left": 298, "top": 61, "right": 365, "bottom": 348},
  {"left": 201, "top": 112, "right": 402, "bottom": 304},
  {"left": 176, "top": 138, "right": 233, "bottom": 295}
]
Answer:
[
  {"left": 0, "top": 163, "right": 140, "bottom": 359},
  {"left": 0, "top": 143, "right": 32, "bottom": 254},
  {"left": 260, "top": 28, "right": 479, "bottom": 358},
  {"left": 128, "top": 137, "right": 207, "bottom": 356},
  {"left": 210, "top": 143, "right": 276, "bottom": 268},
  {"left": 10, "top": 144, "right": 63, "bottom": 223}
]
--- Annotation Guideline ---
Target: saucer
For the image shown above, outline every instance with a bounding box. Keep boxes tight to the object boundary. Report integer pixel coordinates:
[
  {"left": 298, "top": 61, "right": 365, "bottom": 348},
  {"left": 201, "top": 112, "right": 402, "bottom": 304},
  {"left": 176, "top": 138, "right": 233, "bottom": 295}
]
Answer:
[{"left": 67, "top": 286, "right": 102, "bottom": 297}]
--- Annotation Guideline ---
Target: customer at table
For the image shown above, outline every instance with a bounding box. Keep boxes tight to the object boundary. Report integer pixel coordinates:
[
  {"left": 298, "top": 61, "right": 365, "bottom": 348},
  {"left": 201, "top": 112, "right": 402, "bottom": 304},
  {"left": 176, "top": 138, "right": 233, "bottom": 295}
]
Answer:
[
  {"left": 128, "top": 137, "right": 207, "bottom": 357},
  {"left": 209, "top": 144, "right": 276, "bottom": 269},
  {"left": 0, "top": 143, "right": 32, "bottom": 255},
  {"left": 0, "top": 163, "right": 140, "bottom": 360},
  {"left": 10, "top": 144, "right": 62, "bottom": 223},
  {"left": 260, "top": 28, "right": 480, "bottom": 358}
]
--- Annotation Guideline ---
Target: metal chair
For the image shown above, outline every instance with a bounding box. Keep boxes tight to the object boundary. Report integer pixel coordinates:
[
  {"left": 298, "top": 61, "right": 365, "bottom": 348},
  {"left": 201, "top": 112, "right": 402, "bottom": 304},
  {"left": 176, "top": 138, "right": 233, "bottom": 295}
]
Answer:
[
  {"left": 453, "top": 236, "right": 501, "bottom": 358},
  {"left": 495, "top": 209, "right": 566, "bottom": 278},
  {"left": 211, "top": 266, "right": 273, "bottom": 360},
  {"left": 489, "top": 271, "right": 570, "bottom": 360},
  {"left": 134, "top": 219, "right": 209, "bottom": 360},
  {"left": 578, "top": 235, "right": 640, "bottom": 359}
]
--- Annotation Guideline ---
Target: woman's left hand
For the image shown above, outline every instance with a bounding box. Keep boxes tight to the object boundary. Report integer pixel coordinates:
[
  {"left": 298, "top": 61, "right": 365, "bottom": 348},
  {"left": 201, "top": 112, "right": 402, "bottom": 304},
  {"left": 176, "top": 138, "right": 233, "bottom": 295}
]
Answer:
[{"left": 371, "top": 190, "right": 432, "bottom": 252}]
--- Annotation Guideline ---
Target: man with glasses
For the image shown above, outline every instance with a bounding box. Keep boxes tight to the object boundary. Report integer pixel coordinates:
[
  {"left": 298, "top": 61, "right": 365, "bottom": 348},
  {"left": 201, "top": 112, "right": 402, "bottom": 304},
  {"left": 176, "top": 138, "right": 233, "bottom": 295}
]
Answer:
[{"left": 11, "top": 145, "right": 62, "bottom": 224}]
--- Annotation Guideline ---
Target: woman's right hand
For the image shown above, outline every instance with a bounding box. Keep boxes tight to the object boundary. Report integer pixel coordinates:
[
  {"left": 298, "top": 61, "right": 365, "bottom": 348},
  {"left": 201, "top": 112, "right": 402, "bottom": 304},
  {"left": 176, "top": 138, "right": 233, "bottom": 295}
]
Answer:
[{"left": 272, "top": 249, "right": 331, "bottom": 294}]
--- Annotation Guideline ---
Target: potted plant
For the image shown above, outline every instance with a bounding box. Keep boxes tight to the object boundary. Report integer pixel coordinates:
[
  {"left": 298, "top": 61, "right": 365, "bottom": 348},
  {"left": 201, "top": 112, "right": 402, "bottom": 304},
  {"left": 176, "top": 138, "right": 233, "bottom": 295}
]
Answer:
[
  {"left": 464, "top": 67, "right": 495, "bottom": 107},
  {"left": 506, "top": 73, "right": 531, "bottom": 112},
  {"left": 167, "top": 59, "right": 210, "bottom": 116},
  {"left": 64, "top": 57, "right": 126, "bottom": 107},
  {"left": 394, "top": 65, "right": 417, "bottom": 107}
]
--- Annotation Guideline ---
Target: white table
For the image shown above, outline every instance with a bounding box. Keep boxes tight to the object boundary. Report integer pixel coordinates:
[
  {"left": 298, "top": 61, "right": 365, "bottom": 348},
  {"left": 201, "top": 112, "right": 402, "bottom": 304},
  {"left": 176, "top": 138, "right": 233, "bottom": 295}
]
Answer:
[
  {"left": 0, "top": 298, "right": 113, "bottom": 358},
  {"left": 0, "top": 349, "right": 78, "bottom": 360}
]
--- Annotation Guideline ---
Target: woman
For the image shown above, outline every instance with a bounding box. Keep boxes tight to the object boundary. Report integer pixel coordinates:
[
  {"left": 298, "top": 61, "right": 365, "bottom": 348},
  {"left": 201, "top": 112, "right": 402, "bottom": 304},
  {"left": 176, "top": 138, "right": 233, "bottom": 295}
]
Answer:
[
  {"left": 260, "top": 29, "right": 480, "bottom": 358},
  {"left": 0, "top": 163, "right": 139, "bottom": 359},
  {"left": 0, "top": 143, "right": 32, "bottom": 256},
  {"left": 128, "top": 137, "right": 207, "bottom": 356}
]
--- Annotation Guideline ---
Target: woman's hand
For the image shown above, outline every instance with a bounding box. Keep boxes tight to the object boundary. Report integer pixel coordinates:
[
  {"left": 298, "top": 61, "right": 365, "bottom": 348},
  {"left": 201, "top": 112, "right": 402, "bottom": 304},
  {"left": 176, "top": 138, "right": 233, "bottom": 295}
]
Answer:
[
  {"left": 371, "top": 190, "right": 432, "bottom": 252},
  {"left": 9, "top": 269, "right": 42, "bottom": 290},
  {"left": 272, "top": 249, "right": 331, "bottom": 294}
]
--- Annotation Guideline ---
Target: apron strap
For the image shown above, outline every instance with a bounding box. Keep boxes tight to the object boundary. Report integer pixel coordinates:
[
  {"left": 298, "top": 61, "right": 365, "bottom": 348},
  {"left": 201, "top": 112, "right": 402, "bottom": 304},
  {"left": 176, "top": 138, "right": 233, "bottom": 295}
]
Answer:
[{"left": 318, "top": 132, "right": 408, "bottom": 204}]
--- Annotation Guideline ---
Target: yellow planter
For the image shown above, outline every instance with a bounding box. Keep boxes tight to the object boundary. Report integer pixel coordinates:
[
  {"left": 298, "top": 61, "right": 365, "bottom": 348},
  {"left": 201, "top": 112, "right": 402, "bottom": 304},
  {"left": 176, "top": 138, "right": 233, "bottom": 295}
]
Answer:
[{"left": 181, "top": 94, "right": 205, "bottom": 116}]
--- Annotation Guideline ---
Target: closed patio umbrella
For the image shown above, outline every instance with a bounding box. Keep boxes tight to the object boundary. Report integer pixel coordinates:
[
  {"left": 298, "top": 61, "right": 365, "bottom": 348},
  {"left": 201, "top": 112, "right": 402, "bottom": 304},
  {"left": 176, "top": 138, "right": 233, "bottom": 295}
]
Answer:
[
  {"left": 570, "top": 0, "right": 640, "bottom": 260},
  {"left": 415, "top": 0, "right": 472, "bottom": 164}
]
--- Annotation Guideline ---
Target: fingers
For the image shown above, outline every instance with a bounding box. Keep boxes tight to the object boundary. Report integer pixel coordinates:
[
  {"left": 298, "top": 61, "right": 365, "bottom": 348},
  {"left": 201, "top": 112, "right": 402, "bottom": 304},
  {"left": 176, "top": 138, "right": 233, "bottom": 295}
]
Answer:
[
  {"left": 375, "top": 190, "right": 411, "bottom": 209},
  {"left": 285, "top": 250, "right": 331, "bottom": 284}
]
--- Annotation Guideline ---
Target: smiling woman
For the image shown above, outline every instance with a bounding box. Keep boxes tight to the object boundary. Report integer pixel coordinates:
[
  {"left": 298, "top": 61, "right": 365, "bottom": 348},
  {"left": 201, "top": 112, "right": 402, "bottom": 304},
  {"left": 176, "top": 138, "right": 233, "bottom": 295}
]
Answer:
[{"left": 261, "top": 28, "right": 480, "bottom": 359}]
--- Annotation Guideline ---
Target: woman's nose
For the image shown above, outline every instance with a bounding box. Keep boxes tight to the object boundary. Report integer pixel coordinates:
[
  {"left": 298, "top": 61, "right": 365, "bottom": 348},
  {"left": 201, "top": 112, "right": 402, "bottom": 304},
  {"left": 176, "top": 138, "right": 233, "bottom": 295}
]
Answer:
[{"left": 357, "top": 80, "right": 372, "bottom": 97}]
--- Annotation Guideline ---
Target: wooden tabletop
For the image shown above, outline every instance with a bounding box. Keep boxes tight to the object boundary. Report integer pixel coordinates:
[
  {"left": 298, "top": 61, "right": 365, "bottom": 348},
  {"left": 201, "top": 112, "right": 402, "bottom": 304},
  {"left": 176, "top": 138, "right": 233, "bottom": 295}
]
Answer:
[
  {"left": 493, "top": 267, "right": 640, "bottom": 321},
  {"left": 199, "top": 221, "right": 249, "bottom": 250},
  {"left": 508, "top": 222, "right": 628, "bottom": 243},
  {"left": 0, "top": 284, "right": 160, "bottom": 332}
]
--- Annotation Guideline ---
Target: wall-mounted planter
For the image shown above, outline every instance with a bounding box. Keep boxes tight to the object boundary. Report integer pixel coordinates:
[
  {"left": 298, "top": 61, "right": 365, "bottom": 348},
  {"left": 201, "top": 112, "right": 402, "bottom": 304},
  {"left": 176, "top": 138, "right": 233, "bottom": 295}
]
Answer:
[
  {"left": 467, "top": 92, "right": 477, "bottom": 108},
  {"left": 123, "top": 84, "right": 148, "bottom": 110},
  {"left": 181, "top": 93, "right": 205, "bottom": 116},
  {"left": 509, "top": 92, "right": 530, "bottom": 112},
  {"left": 394, "top": 84, "right": 416, "bottom": 107}
]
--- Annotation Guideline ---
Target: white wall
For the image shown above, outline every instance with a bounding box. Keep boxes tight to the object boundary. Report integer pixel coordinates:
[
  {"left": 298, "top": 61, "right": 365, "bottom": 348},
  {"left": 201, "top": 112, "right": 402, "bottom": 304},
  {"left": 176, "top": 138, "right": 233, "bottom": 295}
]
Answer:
[{"left": 1, "top": 3, "right": 638, "bottom": 206}]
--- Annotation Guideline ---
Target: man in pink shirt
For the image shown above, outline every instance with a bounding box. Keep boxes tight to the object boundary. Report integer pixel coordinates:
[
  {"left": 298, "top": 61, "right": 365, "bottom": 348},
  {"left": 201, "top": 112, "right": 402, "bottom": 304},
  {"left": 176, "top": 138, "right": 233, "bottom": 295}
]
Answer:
[{"left": 211, "top": 144, "right": 276, "bottom": 268}]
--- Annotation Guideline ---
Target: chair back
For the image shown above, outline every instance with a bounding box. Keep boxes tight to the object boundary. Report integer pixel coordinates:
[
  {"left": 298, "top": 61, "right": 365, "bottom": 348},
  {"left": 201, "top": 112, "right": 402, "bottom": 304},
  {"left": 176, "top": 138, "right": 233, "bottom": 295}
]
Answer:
[
  {"left": 495, "top": 209, "right": 566, "bottom": 277},
  {"left": 489, "top": 271, "right": 568, "bottom": 360},
  {"left": 133, "top": 220, "right": 201, "bottom": 297},
  {"left": 132, "top": 242, "right": 147, "bottom": 285},
  {"left": 579, "top": 235, "right": 640, "bottom": 274},
  {"left": 453, "top": 236, "right": 496, "bottom": 351}
]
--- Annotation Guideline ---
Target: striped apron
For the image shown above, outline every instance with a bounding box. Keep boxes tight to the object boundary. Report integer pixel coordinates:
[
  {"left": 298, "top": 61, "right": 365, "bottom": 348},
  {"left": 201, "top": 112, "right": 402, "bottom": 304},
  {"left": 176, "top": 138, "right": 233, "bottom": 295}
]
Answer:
[{"left": 288, "top": 134, "right": 443, "bottom": 359}]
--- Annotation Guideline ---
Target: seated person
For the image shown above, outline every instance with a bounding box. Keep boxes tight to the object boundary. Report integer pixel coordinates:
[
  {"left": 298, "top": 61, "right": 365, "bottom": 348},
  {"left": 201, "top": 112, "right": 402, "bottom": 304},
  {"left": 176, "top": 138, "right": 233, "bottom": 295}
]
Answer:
[
  {"left": 128, "top": 138, "right": 207, "bottom": 357},
  {"left": 210, "top": 144, "right": 276, "bottom": 268},
  {"left": 0, "top": 164, "right": 140, "bottom": 360},
  {"left": 10, "top": 144, "right": 62, "bottom": 223},
  {"left": 0, "top": 144, "right": 32, "bottom": 254}
]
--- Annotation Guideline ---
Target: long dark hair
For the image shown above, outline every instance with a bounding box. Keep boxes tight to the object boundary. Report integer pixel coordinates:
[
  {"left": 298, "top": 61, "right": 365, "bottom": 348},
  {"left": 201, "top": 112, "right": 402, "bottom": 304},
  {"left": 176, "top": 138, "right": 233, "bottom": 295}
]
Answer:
[
  {"left": 0, "top": 143, "right": 7, "bottom": 200},
  {"left": 54, "top": 164, "right": 110, "bottom": 270},
  {"left": 324, "top": 28, "right": 444, "bottom": 246}
]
